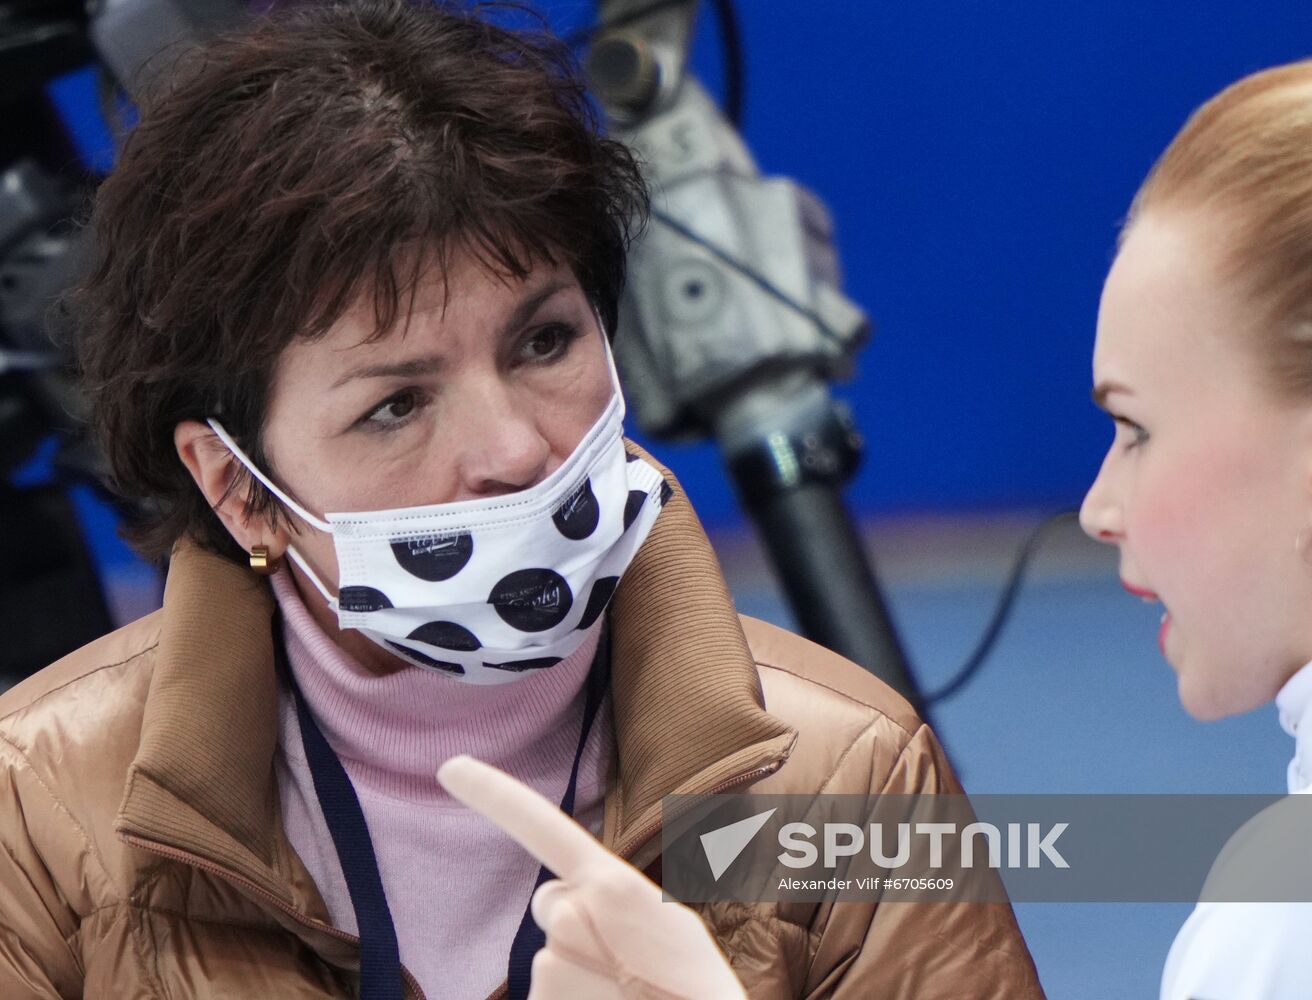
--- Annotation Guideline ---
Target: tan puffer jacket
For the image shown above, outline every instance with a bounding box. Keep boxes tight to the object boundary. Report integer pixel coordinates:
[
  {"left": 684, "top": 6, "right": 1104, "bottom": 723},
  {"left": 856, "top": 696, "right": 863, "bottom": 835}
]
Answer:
[{"left": 0, "top": 466, "right": 1044, "bottom": 998}]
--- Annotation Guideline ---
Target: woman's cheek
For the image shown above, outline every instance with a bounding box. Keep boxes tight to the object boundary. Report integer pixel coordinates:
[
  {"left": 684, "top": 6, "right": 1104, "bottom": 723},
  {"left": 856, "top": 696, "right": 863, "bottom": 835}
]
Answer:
[
  {"left": 325, "top": 427, "right": 455, "bottom": 510},
  {"left": 1123, "top": 472, "right": 1187, "bottom": 567},
  {"left": 291, "top": 527, "right": 341, "bottom": 590}
]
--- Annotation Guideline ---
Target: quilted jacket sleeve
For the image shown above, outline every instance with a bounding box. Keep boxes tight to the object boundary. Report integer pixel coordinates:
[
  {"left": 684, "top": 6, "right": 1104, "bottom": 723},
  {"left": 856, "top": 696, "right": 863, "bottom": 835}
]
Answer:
[
  {"left": 808, "top": 722, "right": 1045, "bottom": 999},
  {"left": 0, "top": 739, "right": 85, "bottom": 999}
]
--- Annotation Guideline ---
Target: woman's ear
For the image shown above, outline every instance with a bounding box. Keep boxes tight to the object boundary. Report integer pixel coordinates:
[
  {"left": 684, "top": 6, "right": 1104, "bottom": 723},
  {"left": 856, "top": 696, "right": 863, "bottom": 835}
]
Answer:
[{"left": 174, "top": 420, "right": 284, "bottom": 554}]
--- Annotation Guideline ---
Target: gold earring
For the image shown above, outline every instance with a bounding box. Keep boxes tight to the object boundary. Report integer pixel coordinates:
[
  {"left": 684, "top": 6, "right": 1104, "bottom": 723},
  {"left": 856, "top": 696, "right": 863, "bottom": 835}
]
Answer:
[{"left": 249, "top": 545, "right": 278, "bottom": 576}]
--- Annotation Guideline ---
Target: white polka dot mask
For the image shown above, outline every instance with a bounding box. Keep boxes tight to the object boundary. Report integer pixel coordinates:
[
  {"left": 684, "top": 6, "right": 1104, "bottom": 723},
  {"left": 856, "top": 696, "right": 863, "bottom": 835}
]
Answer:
[{"left": 207, "top": 357, "right": 668, "bottom": 684}]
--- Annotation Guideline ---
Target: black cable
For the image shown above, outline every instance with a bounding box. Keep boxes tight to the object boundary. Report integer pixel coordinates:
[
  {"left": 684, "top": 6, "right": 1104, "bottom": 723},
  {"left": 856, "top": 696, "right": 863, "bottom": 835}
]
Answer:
[
  {"left": 657, "top": 195, "right": 1067, "bottom": 709},
  {"left": 574, "top": 1, "right": 1059, "bottom": 708},
  {"left": 925, "top": 510, "right": 1081, "bottom": 706},
  {"left": 705, "top": 0, "right": 743, "bottom": 128},
  {"left": 651, "top": 206, "right": 849, "bottom": 346},
  {"left": 568, "top": 0, "right": 746, "bottom": 129}
]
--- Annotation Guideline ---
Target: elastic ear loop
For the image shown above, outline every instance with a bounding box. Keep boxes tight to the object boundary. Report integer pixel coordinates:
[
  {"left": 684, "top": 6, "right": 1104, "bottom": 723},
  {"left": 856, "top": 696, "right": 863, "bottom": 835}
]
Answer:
[
  {"left": 206, "top": 417, "right": 340, "bottom": 605},
  {"left": 595, "top": 310, "right": 628, "bottom": 424},
  {"left": 211, "top": 316, "right": 625, "bottom": 522},
  {"left": 209, "top": 326, "right": 626, "bottom": 603},
  {"left": 206, "top": 418, "right": 330, "bottom": 529}
]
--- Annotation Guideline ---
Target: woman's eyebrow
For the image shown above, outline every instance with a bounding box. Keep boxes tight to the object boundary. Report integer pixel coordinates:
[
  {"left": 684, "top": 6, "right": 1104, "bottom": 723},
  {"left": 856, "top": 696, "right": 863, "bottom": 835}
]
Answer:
[
  {"left": 1091, "top": 380, "right": 1133, "bottom": 411},
  {"left": 496, "top": 280, "right": 573, "bottom": 340},
  {"left": 332, "top": 353, "right": 444, "bottom": 389},
  {"left": 330, "top": 281, "right": 576, "bottom": 389}
]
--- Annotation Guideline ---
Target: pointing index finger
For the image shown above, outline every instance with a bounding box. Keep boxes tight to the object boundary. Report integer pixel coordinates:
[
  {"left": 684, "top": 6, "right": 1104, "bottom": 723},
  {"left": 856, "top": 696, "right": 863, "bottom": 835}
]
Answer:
[{"left": 437, "top": 754, "right": 615, "bottom": 884}]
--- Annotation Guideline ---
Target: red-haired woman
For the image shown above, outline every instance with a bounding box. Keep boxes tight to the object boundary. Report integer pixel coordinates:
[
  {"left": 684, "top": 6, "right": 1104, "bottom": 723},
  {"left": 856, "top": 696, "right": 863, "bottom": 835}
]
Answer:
[{"left": 1082, "top": 61, "right": 1312, "bottom": 1000}]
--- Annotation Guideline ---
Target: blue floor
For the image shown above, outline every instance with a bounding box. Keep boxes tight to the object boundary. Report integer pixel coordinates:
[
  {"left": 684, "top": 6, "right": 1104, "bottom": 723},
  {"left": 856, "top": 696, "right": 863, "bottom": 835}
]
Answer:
[{"left": 83, "top": 512, "right": 1291, "bottom": 999}]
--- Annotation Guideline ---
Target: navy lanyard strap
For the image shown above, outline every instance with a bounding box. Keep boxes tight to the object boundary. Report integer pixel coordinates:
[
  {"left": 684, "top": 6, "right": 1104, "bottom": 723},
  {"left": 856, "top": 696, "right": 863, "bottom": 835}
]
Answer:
[
  {"left": 273, "top": 612, "right": 611, "bottom": 1000},
  {"left": 275, "top": 612, "right": 403, "bottom": 1000},
  {"left": 506, "top": 623, "right": 611, "bottom": 1000}
]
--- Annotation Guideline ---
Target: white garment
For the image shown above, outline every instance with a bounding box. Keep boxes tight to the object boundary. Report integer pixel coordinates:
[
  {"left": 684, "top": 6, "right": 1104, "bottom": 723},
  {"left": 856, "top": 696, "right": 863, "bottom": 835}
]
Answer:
[{"left": 1159, "top": 660, "right": 1312, "bottom": 1000}]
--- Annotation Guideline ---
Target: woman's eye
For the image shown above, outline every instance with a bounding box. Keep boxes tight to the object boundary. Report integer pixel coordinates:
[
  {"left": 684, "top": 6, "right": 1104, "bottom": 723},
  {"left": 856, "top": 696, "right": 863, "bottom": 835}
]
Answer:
[
  {"left": 520, "top": 322, "right": 579, "bottom": 363},
  {"left": 361, "top": 388, "right": 426, "bottom": 430},
  {"left": 1114, "top": 417, "right": 1149, "bottom": 452}
]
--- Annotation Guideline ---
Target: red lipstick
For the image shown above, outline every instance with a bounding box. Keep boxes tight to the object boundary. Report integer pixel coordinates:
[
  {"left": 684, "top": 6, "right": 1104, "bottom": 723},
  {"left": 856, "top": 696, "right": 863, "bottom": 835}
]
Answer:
[{"left": 1121, "top": 581, "right": 1159, "bottom": 600}]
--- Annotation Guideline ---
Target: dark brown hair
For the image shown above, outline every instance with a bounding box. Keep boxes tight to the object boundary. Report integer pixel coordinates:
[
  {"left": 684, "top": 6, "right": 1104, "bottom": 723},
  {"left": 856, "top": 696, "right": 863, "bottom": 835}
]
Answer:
[{"left": 73, "top": 0, "right": 648, "bottom": 563}]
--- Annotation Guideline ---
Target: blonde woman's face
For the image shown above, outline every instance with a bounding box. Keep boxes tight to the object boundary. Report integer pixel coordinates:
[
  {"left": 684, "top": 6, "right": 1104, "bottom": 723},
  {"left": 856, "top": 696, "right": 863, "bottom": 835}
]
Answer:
[{"left": 1080, "top": 210, "right": 1312, "bottom": 720}]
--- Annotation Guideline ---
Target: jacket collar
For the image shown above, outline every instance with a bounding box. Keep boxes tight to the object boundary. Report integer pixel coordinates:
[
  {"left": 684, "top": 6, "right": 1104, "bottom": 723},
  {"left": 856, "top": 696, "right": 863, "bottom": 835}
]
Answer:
[
  {"left": 1277, "top": 658, "right": 1312, "bottom": 793},
  {"left": 115, "top": 450, "right": 797, "bottom": 906}
]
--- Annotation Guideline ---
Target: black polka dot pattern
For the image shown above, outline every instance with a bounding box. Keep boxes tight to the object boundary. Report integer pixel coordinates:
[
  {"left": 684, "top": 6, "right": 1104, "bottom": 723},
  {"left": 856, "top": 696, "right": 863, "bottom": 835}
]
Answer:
[
  {"left": 385, "top": 640, "right": 465, "bottom": 674},
  {"left": 331, "top": 432, "right": 670, "bottom": 683},
  {"left": 552, "top": 478, "right": 600, "bottom": 540},
  {"left": 623, "top": 489, "right": 648, "bottom": 530},
  {"left": 390, "top": 532, "right": 474, "bottom": 582},
  {"left": 576, "top": 576, "right": 619, "bottom": 631},
  {"left": 407, "top": 621, "right": 481, "bottom": 651},
  {"left": 488, "top": 568, "right": 574, "bottom": 632},
  {"left": 339, "top": 586, "right": 393, "bottom": 613},
  {"left": 483, "top": 657, "right": 563, "bottom": 673}
]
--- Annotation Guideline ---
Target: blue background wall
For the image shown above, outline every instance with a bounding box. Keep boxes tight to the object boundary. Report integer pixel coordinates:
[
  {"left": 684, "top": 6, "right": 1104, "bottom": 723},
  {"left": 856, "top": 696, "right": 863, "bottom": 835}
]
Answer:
[
  {"left": 554, "top": 0, "right": 1312, "bottom": 526},
  {"left": 42, "top": 1, "right": 1312, "bottom": 530}
]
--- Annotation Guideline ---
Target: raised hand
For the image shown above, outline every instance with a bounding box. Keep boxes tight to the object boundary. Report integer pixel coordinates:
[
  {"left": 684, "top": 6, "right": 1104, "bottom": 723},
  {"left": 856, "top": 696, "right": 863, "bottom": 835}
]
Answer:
[{"left": 436, "top": 755, "right": 747, "bottom": 1000}]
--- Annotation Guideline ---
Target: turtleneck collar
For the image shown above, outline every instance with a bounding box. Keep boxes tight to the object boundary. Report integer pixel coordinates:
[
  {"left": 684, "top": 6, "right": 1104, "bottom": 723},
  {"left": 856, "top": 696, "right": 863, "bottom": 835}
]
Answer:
[
  {"left": 1275, "top": 658, "right": 1312, "bottom": 793},
  {"left": 269, "top": 565, "right": 604, "bottom": 803}
]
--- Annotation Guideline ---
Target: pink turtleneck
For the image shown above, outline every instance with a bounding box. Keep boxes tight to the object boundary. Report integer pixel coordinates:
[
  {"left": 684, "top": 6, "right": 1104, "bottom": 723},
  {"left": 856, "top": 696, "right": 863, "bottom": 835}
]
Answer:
[{"left": 269, "top": 567, "right": 613, "bottom": 1000}]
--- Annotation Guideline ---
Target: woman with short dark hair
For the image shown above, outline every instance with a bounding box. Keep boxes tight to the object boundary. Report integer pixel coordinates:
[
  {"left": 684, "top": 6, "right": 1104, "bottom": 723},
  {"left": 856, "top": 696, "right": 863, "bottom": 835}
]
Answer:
[{"left": 0, "top": 2, "right": 1042, "bottom": 997}]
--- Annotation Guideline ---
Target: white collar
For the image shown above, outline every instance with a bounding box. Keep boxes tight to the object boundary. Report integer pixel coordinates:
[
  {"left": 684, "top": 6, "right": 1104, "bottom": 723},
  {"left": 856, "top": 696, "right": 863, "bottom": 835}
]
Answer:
[{"left": 1275, "top": 658, "right": 1312, "bottom": 793}]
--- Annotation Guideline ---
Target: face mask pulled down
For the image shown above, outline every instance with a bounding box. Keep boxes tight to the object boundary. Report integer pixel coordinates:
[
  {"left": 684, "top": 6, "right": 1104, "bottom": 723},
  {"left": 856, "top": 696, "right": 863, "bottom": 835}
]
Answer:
[{"left": 208, "top": 367, "right": 668, "bottom": 685}]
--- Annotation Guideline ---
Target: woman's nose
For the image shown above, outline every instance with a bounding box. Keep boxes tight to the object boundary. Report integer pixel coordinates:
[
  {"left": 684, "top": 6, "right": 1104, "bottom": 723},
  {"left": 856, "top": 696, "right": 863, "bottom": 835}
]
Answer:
[
  {"left": 1079, "top": 457, "right": 1123, "bottom": 543},
  {"left": 452, "top": 388, "right": 551, "bottom": 498}
]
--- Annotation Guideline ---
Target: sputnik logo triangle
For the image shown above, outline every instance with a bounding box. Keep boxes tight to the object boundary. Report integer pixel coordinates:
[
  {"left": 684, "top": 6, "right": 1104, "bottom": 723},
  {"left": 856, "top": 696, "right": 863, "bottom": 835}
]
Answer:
[{"left": 699, "top": 808, "right": 777, "bottom": 881}]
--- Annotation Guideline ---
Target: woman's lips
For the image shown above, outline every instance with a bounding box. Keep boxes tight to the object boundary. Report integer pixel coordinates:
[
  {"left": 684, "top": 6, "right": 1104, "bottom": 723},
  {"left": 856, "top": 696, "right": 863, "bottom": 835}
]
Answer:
[
  {"left": 1121, "top": 582, "right": 1171, "bottom": 655},
  {"left": 1122, "top": 581, "right": 1159, "bottom": 601}
]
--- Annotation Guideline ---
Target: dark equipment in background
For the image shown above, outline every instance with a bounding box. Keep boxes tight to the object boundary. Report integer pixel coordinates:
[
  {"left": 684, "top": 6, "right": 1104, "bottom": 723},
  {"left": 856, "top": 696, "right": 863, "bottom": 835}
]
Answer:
[
  {"left": 0, "top": 2, "right": 110, "bottom": 677},
  {"left": 583, "top": 0, "right": 925, "bottom": 709},
  {"left": 0, "top": 0, "right": 1059, "bottom": 711},
  {"left": 0, "top": 0, "right": 244, "bottom": 678}
]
